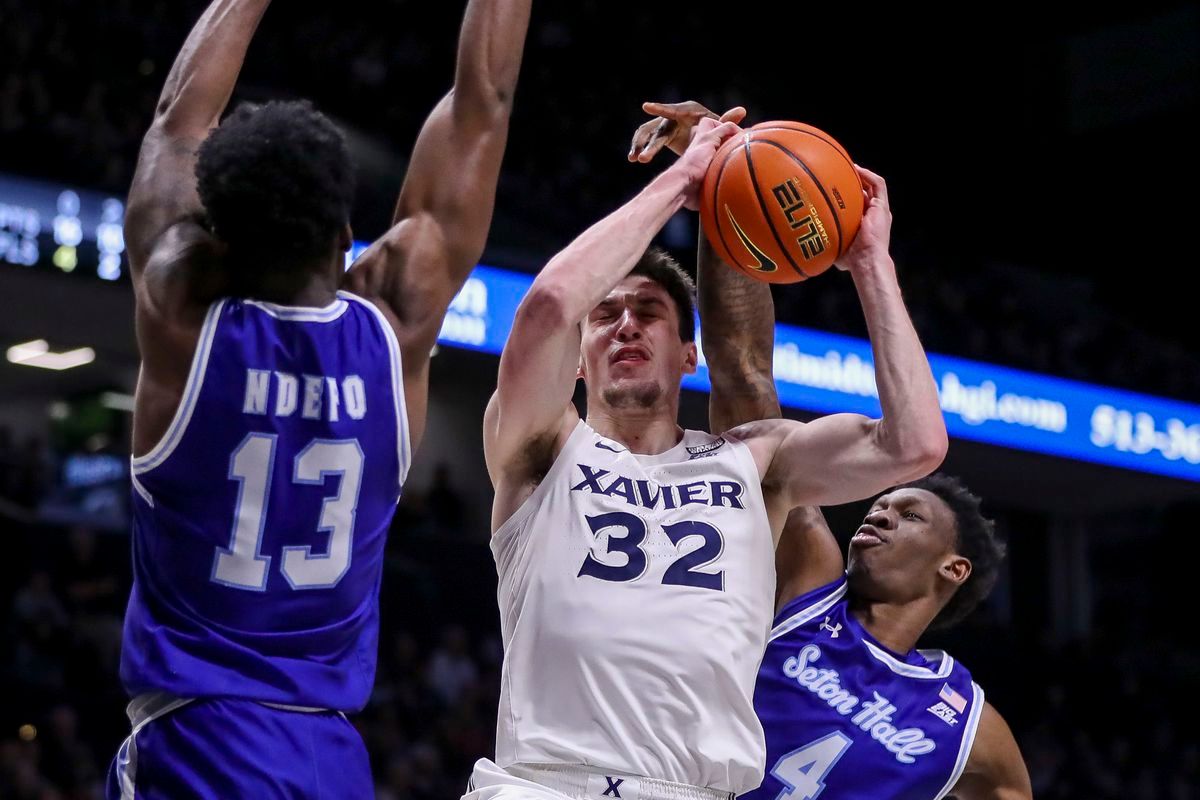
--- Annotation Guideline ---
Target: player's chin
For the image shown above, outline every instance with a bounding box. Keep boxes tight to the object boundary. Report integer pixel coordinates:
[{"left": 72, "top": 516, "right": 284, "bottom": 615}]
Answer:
[{"left": 601, "top": 378, "right": 663, "bottom": 409}]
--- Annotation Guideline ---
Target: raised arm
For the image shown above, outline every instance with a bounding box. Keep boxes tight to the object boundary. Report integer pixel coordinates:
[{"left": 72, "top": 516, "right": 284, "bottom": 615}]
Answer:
[
  {"left": 631, "top": 101, "right": 844, "bottom": 594},
  {"left": 485, "top": 120, "right": 739, "bottom": 525},
  {"left": 952, "top": 703, "right": 1033, "bottom": 800},
  {"left": 736, "top": 166, "right": 947, "bottom": 512},
  {"left": 126, "top": 0, "right": 271, "bottom": 457},
  {"left": 628, "top": 100, "right": 779, "bottom": 430},
  {"left": 345, "top": 0, "right": 531, "bottom": 448},
  {"left": 126, "top": 0, "right": 271, "bottom": 319}
]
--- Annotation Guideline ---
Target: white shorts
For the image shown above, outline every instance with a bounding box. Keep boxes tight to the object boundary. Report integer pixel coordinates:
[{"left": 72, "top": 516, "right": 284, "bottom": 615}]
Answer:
[{"left": 461, "top": 759, "right": 734, "bottom": 800}]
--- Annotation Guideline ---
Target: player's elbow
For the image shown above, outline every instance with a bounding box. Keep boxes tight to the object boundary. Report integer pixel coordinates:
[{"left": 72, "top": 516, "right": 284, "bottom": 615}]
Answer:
[
  {"left": 516, "top": 283, "right": 573, "bottom": 335},
  {"left": 900, "top": 431, "right": 948, "bottom": 479},
  {"left": 875, "top": 421, "right": 948, "bottom": 480},
  {"left": 450, "top": 81, "right": 516, "bottom": 131}
]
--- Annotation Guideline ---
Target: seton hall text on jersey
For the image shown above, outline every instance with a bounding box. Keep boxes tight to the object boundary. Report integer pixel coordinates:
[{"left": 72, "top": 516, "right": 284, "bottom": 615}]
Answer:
[
  {"left": 242, "top": 369, "right": 367, "bottom": 422},
  {"left": 570, "top": 464, "right": 747, "bottom": 511}
]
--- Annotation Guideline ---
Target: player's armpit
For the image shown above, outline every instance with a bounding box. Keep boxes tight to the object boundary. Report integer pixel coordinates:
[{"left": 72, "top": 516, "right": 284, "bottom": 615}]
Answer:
[
  {"left": 774, "top": 505, "right": 845, "bottom": 611},
  {"left": 952, "top": 703, "right": 1033, "bottom": 800},
  {"left": 484, "top": 392, "right": 579, "bottom": 533}
]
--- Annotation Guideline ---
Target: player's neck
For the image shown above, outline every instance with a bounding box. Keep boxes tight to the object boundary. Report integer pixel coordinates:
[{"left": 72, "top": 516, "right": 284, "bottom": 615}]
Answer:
[
  {"left": 587, "top": 405, "right": 684, "bottom": 455},
  {"left": 239, "top": 261, "right": 341, "bottom": 307},
  {"left": 847, "top": 598, "right": 935, "bottom": 655}
]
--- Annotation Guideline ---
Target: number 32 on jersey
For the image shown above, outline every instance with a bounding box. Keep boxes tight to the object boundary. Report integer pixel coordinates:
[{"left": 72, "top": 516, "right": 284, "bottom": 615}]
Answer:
[{"left": 577, "top": 511, "right": 725, "bottom": 591}]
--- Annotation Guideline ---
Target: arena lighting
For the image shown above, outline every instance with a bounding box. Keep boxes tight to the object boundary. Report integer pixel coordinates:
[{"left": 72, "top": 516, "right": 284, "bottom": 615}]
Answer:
[
  {"left": 420, "top": 261, "right": 1200, "bottom": 482},
  {"left": 6, "top": 339, "right": 95, "bottom": 370},
  {"left": 100, "top": 391, "right": 136, "bottom": 412}
]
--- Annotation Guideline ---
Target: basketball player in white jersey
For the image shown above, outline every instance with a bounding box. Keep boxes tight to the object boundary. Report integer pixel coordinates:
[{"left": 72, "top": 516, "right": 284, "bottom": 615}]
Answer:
[
  {"left": 634, "top": 100, "right": 1033, "bottom": 800},
  {"left": 465, "top": 116, "right": 948, "bottom": 799}
]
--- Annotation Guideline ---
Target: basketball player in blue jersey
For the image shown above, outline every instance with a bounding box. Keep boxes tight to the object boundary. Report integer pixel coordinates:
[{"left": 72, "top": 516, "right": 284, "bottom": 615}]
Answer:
[
  {"left": 632, "top": 101, "right": 1033, "bottom": 800},
  {"left": 107, "top": 0, "right": 530, "bottom": 796},
  {"left": 466, "top": 112, "right": 947, "bottom": 799}
]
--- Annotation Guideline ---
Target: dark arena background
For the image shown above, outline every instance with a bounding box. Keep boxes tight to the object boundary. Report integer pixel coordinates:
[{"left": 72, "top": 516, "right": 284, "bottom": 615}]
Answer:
[{"left": 2, "top": 1, "right": 1198, "bottom": 797}]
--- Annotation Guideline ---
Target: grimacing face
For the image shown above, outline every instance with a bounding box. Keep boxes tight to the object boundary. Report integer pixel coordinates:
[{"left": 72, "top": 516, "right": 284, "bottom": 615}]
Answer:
[
  {"left": 846, "top": 488, "right": 971, "bottom": 606},
  {"left": 579, "top": 275, "right": 697, "bottom": 410}
]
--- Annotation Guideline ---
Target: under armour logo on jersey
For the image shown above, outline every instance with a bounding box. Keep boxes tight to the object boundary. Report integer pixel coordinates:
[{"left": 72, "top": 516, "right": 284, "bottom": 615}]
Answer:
[{"left": 820, "top": 616, "right": 842, "bottom": 638}]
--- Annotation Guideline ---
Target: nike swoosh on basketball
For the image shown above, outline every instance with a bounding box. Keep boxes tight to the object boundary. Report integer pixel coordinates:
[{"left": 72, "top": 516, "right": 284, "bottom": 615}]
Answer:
[{"left": 725, "top": 206, "right": 777, "bottom": 273}]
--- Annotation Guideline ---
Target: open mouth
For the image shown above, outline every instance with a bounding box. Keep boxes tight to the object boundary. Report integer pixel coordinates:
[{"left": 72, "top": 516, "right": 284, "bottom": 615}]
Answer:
[{"left": 611, "top": 346, "right": 650, "bottom": 364}]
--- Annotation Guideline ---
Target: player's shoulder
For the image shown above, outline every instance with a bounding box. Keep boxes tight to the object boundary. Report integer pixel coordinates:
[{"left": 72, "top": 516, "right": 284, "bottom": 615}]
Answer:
[
  {"left": 957, "top": 702, "right": 1034, "bottom": 799},
  {"left": 723, "top": 418, "right": 792, "bottom": 444},
  {"left": 769, "top": 574, "right": 849, "bottom": 638}
]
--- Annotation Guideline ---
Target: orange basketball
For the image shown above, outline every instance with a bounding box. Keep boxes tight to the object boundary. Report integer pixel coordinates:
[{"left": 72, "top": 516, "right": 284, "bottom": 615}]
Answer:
[{"left": 700, "top": 121, "right": 864, "bottom": 283}]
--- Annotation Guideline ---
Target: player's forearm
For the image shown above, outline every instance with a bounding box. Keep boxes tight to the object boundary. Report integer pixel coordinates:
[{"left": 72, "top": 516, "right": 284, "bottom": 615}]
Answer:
[
  {"left": 529, "top": 167, "right": 691, "bottom": 327},
  {"left": 453, "top": 0, "right": 532, "bottom": 118},
  {"left": 851, "top": 258, "right": 947, "bottom": 465},
  {"left": 698, "top": 228, "right": 781, "bottom": 428},
  {"left": 153, "top": 0, "right": 272, "bottom": 135}
]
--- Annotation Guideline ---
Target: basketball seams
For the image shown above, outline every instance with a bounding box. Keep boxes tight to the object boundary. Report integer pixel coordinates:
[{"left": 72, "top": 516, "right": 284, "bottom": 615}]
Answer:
[
  {"left": 752, "top": 123, "right": 856, "bottom": 172},
  {"left": 754, "top": 139, "right": 847, "bottom": 258},
  {"left": 743, "top": 136, "right": 809, "bottom": 279},
  {"left": 707, "top": 141, "right": 750, "bottom": 275}
]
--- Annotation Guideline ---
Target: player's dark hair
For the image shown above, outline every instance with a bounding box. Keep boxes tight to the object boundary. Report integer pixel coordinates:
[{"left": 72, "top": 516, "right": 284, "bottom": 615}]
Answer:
[
  {"left": 196, "top": 100, "right": 355, "bottom": 270},
  {"left": 629, "top": 247, "right": 696, "bottom": 342},
  {"left": 902, "top": 474, "right": 1006, "bottom": 630}
]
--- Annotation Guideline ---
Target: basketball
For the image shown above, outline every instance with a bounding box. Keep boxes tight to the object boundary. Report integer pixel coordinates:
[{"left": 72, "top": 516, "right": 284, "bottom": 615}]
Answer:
[{"left": 700, "top": 121, "right": 864, "bottom": 283}]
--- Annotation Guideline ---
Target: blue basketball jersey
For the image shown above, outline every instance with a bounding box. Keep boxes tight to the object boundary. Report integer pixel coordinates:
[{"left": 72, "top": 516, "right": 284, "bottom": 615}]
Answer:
[
  {"left": 743, "top": 577, "right": 983, "bottom": 800},
  {"left": 119, "top": 292, "right": 409, "bottom": 712}
]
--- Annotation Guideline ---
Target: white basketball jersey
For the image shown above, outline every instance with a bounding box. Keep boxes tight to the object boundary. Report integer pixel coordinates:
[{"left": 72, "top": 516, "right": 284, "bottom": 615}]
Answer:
[{"left": 491, "top": 420, "right": 776, "bottom": 794}]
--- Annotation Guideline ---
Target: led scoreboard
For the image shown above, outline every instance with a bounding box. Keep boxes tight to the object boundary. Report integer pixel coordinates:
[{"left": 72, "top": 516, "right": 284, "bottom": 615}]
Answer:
[{"left": 0, "top": 173, "right": 128, "bottom": 281}]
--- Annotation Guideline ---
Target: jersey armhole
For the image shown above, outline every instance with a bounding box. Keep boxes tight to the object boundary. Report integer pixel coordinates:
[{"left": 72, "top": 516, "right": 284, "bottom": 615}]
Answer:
[
  {"left": 131, "top": 299, "right": 226, "bottom": 476},
  {"left": 491, "top": 419, "right": 590, "bottom": 547},
  {"left": 769, "top": 575, "right": 849, "bottom": 642},
  {"left": 340, "top": 291, "right": 412, "bottom": 492},
  {"left": 933, "top": 681, "right": 986, "bottom": 800}
]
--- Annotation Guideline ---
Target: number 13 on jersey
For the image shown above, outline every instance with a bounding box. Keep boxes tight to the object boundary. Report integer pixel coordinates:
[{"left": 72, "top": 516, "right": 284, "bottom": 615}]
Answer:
[{"left": 212, "top": 434, "right": 363, "bottom": 591}]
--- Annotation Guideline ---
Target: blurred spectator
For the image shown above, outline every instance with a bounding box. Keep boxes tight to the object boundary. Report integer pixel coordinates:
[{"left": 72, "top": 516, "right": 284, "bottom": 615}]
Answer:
[
  {"left": 425, "top": 625, "right": 479, "bottom": 707},
  {"left": 427, "top": 464, "right": 464, "bottom": 535}
]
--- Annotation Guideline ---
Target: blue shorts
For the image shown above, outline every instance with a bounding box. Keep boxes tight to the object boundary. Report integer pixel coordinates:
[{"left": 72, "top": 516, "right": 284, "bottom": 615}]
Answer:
[{"left": 106, "top": 694, "right": 372, "bottom": 799}]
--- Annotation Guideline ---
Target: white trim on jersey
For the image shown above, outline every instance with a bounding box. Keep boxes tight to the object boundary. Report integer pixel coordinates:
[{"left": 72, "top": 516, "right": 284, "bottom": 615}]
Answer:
[
  {"left": 768, "top": 581, "right": 849, "bottom": 643},
  {"left": 116, "top": 693, "right": 195, "bottom": 800},
  {"left": 130, "top": 472, "right": 154, "bottom": 507},
  {"left": 863, "top": 640, "right": 955, "bottom": 679},
  {"left": 338, "top": 291, "right": 411, "bottom": 488},
  {"left": 932, "top": 681, "right": 985, "bottom": 800},
  {"left": 243, "top": 297, "right": 349, "bottom": 322},
  {"left": 131, "top": 299, "right": 226, "bottom": 476}
]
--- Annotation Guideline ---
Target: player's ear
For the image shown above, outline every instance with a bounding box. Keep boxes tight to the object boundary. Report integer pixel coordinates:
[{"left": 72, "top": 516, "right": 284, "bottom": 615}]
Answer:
[
  {"left": 681, "top": 341, "right": 698, "bottom": 375},
  {"left": 339, "top": 223, "right": 352, "bottom": 252},
  {"left": 939, "top": 555, "right": 971, "bottom": 588}
]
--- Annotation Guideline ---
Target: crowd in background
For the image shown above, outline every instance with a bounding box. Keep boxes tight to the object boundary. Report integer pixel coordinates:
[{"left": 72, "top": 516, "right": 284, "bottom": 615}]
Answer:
[
  {"left": 1, "top": 467, "right": 1197, "bottom": 799},
  {"left": 2, "top": 1, "right": 1198, "bottom": 797},
  {"left": 2, "top": 0, "right": 1198, "bottom": 403}
]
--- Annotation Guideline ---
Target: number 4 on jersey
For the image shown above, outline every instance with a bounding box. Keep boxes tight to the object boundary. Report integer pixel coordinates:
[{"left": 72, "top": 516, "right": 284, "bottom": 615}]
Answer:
[{"left": 771, "top": 732, "right": 853, "bottom": 800}]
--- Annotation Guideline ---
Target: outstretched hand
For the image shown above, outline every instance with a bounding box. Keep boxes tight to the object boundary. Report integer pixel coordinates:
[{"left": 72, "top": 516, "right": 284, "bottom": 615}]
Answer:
[{"left": 628, "top": 100, "right": 747, "bottom": 164}]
